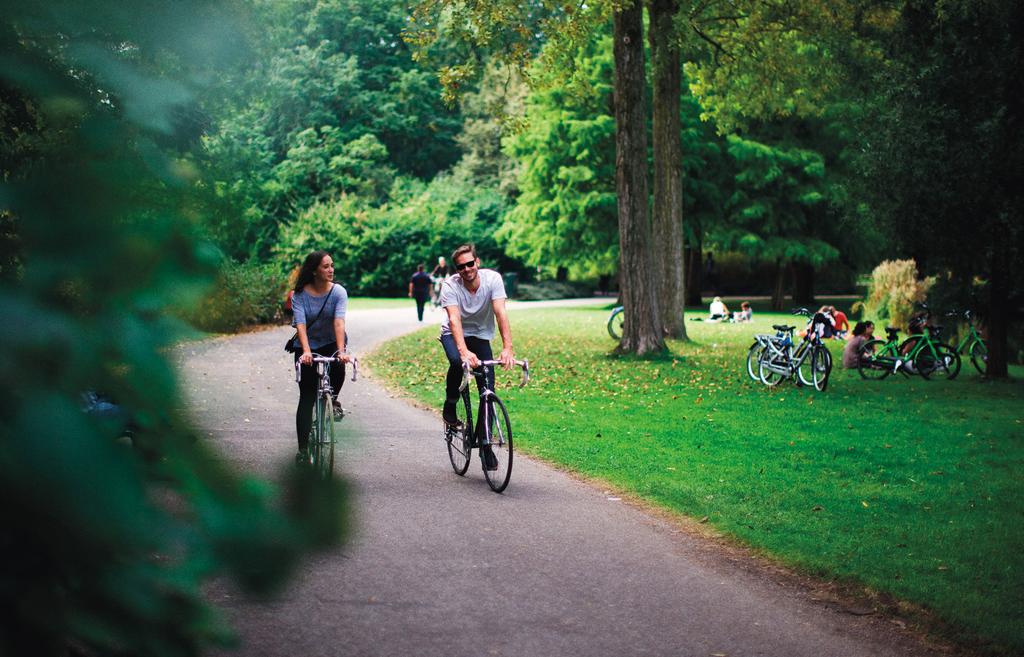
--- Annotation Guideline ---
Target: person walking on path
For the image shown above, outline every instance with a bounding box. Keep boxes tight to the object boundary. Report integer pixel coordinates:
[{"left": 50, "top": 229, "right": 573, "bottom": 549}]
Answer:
[
  {"left": 438, "top": 244, "right": 515, "bottom": 470},
  {"left": 409, "top": 264, "right": 433, "bottom": 322},
  {"left": 288, "top": 250, "right": 352, "bottom": 464}
]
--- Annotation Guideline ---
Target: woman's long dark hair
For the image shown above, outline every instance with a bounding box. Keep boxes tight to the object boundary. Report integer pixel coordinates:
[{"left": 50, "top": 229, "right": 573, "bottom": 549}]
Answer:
[
  {"left": 852, "top": 320, "right": 873, "bottom": 337},
  {"left": 294, "top": 250, "right": 330, "bottom": 293}
]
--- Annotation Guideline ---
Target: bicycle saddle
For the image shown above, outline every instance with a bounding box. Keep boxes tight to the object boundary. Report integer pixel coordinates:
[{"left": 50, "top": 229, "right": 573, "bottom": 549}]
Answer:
[{"left": 773, "top": 324, "right": 796, "bottom": 332}]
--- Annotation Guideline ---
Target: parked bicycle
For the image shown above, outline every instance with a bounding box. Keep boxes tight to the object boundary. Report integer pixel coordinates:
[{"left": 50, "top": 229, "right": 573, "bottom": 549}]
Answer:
[
  {"left": 949, "top": 309, "right": 987, "bottom": 375},
  {"left": 445, "top": 358, "right": 529, "bottom": 493},
  {"left": 295, "top": 352, "right": 358, "bottom": 478},
  {"left": 857, "top": 305, "right": 960, "bottom": 380},
  {"left": 607, "top": 305, "right": 625, "bottom": 339},
  {"left": 746, "top": 324, "right": 793, "bottom": 381},
  {"left": 754, "top": 308, "right": 833, "bottom": 391}
]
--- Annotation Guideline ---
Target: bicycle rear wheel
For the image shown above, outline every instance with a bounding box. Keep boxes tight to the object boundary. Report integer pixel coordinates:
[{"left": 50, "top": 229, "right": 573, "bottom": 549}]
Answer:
[
  {"left": 745, "top": 342, "right": 764, "bottom": 381},
  {"left": 857, "top": 339, "right": 892, "bottom": 380},
  {"left": 445, "top": 391, "right": 473, "bottom": 476},
  {"left": 758, "top": 356, "right": 785, "bottom": 387},
  {"left": 481, "top": 396, "right": 513, "bottom": 493},
  {"left": 970, "top": 340, "right": 988, "bottom": 375},
  {"left": 311, "top": 395, "right": 336, "bottom": 479},
  {"left": 607, "top": 307, "right": 625, "bottom": 340}
]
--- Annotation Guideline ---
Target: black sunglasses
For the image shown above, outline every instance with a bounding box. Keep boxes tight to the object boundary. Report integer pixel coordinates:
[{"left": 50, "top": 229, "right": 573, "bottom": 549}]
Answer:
[{"left": 455, "top": 259, "right": 476, "bottom": 271}]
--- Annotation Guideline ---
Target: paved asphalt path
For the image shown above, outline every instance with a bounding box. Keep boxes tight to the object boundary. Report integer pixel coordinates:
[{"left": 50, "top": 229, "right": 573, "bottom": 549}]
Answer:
[{"left": 176, "top": 301, "right": 944, "bottom": 657}]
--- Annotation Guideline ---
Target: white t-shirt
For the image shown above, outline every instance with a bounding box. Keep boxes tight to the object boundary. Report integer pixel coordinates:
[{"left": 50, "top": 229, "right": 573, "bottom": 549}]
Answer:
[
  {"left": 709, "top": 300, "right": 727, "bottom": 316},
  {"left": 439, "top": 269, "right": 507, "bottom": 340}
]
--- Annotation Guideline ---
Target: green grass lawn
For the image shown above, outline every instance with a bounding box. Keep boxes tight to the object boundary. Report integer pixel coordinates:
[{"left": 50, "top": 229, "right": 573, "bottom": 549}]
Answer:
[
  {"left": 367, "top": 304, "right": 1024, "bottom": 655},
  {"left": 346, "top": 296, "right": 410, "bottom": 310}
]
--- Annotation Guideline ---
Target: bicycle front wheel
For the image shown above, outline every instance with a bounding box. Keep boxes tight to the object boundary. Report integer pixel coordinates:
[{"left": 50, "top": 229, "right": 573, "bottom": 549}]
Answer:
[
  {"left": 970, "top": 340, "right": 988, "bottom": 375},
  {"left": 481, "top": 396, "right": 513, "bottom": 493},
  {"left": 446, "top": 391, "right": 473, "bottom": 476},
  {"left": 857, "top": 339, "right": 892, "bottom": 380},
  {"left": 607, "top": 307, "right": 625, "bottom": 340},
  {"left": 796, "top": 345, "right": 815, "bottom": 387},
  {"left": 811, "top": 346, "right": 831, "bottom": 391},
  {"left": 311, "top": 395, "right": 336, "bottom": 479}
]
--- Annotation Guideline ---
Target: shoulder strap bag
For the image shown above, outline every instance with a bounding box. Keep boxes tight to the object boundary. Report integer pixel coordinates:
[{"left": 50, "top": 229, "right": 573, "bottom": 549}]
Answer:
[{"left": 284, "top": 285, "right": 334, "bottom": 353}]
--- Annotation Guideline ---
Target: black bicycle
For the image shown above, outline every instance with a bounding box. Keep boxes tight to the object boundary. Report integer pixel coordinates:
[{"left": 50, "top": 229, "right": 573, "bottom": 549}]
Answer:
[{"left": 445, "top": 358, "right": 529, "bottom": 493}]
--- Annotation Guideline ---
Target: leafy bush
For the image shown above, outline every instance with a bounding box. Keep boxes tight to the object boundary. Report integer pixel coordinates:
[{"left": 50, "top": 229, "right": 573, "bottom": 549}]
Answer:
[
  {"left": 181, "top": 259, "right": 288, "bottom": 332},
  {"left": 857, "top": 259, "right": 935, "bottom": 329},
  {"left": 514, "top": 280, "right": 595, "bottom": 300},
  {"left": 1, "top": 5, "right": 346, "bottom": 656}
]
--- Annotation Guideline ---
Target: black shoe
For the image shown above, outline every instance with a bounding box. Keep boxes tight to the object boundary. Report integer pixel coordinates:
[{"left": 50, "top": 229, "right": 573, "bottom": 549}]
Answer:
[
  {"left": 295, "top": 449, "right": 310, "bottom": 467},
  {"left": 442, "top": 403, "right": 463, "bottom": 429},
  {"left": 332, "top": 399, "right": 345, "bottom": 419},
  {"left": 481, "top": 446, "right": 499, "bottom": 471}
]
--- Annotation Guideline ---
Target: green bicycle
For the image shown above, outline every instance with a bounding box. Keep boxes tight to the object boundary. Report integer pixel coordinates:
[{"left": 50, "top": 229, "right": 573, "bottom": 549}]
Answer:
[
  {"left": 858, "top": 309, "right": 961, "bottom": 381},
  {"left": 949, "top": 309, "right": 988, "bottom": 375}
]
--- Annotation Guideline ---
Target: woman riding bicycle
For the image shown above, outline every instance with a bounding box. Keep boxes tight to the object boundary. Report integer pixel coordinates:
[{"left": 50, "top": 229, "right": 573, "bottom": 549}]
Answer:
[{"left": 288, "top": 250, "right": 352, "bottom": 464}]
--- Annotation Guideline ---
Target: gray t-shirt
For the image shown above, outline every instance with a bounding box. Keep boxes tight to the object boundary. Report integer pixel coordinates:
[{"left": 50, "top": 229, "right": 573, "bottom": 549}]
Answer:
[
  {"left": 439, "top": 269, "right": 507, "bottom": 340},
  {"left": 292, "top": 283, "right": 348, "bottom": 350}
]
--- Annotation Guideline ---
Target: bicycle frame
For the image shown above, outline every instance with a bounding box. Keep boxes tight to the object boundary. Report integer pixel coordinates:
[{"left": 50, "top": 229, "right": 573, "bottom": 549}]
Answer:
[
  {"left": 759, "top": 331, "right": 817, "bottom": 379},
  {"left": 956, "top": 325, "right": 983, "bottom": 354}
]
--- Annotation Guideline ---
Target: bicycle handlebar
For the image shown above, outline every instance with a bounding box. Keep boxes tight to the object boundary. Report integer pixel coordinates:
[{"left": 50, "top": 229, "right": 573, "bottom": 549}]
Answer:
[
  {"left": 459, "top": 359, "right": 529, "bottom": 392},
  {"left": 294, "top": 352, "right": 358, "bottom": 382}
]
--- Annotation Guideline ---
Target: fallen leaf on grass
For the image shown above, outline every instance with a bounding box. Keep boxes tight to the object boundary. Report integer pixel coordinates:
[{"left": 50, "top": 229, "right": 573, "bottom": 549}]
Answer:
[
  {"left": 699, "top": 516, "right": 709, "bottom": 523},
  {"left": 812, "top": 505, "right": 823, "bottom": 512},
  {"left": 861, "top": 501, "right": 869, "bottom": 508}
]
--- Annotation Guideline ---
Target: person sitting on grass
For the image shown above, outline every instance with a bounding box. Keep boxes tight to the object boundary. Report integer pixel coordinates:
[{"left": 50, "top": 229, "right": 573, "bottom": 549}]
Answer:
[
  {"left": 842, "top": 321, "right": 874, "bottom": 368},
  {"left": 708, "top": 296, "right": 730, "bottom": 322},
  {"left": 830, "top": 306, "right": 850, "bottom": 339},
  {"left": 734, "top": 301, "right": 753, "bottom": 322}
]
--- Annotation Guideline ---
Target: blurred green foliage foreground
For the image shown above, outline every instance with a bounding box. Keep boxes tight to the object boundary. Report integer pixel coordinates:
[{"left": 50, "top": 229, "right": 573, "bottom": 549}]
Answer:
[{"left": 0, "top": 3, "right": 346, "bottom": 655}]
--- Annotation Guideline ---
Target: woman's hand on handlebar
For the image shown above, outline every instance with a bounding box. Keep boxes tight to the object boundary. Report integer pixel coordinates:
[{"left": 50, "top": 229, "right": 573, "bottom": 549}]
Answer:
[
  {"left": 336, "top": 353, "right": 352, "bottom": 364},
  {"left": 299, "top": 350, "right": 313, "bottom": 365}
]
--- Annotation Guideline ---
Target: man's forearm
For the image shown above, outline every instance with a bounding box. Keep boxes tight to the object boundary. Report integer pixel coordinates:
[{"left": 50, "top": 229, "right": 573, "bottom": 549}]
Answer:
[{"left": 447, "top": 311, "right": 471, "bottom": 357}]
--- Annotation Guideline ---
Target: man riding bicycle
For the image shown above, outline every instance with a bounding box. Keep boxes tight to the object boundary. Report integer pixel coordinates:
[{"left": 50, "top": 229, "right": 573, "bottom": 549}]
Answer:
[{"left": 439, "top": 244, "right": 515, "bottom": 470}]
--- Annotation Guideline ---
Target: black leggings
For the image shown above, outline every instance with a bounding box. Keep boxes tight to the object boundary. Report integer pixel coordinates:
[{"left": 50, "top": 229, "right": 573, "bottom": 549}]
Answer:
[
  {"left": 440, "top": 334, "right": 494, "bottom": 438},
  {"left": 295, "top": 341, "right": 345, "bottom": 451}
]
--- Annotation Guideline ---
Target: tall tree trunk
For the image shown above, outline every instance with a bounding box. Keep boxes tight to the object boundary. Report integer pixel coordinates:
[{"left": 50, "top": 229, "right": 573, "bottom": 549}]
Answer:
[
  {"left": 791, "top": 262, "right": 815, "bottom": 306},
  {"left": 684, "top": 236, "right": 703, "bottom": 306},
  {"left": 771, "top": 260, "right": 786, "bottom": 311},
  {"left": 649, "top": 0, "right": 686, "bottom": 340},
  {"left": 986, "top": 247, "right": 1009, "bottom": 377},
  {"left": 613, "top": 2, "right": 663, "bottom": 354}
]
